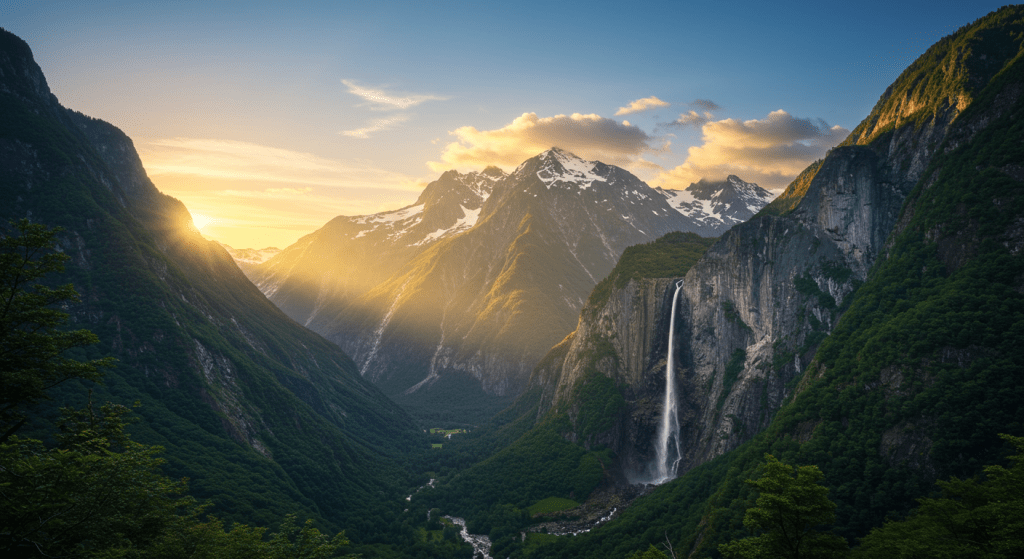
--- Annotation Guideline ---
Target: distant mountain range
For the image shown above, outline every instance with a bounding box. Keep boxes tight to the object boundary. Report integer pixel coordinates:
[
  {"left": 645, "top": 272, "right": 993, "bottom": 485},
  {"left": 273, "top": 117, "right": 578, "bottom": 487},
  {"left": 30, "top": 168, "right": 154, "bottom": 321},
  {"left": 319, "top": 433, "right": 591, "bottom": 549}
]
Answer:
[
  {"left": 217, "top": 243, "right": 281, "bottom": 276},
  {"left": 247, "top": 148, "right": 774, "bottom": 422}
]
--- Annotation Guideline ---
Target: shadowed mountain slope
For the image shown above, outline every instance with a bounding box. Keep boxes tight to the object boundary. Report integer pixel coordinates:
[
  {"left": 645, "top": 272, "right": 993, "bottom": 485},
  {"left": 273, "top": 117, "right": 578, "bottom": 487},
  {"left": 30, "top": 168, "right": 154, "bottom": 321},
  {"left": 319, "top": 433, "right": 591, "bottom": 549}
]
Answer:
[{"left": 0, "top": 27, "right": 424, "bottom": 534}]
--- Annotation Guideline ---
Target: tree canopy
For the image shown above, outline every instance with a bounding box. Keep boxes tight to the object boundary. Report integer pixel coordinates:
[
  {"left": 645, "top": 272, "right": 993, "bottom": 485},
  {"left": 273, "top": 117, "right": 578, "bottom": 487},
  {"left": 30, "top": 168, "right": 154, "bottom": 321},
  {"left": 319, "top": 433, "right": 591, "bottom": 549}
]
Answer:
[
  {"left": 719, "top": 454, "right": 848, "bottom": 559},
  {"left": 853, "top": 434, "right": 1024, "bottom": 559},
  {"left": 0, "top": 220, "right": 355, "bottom": 558},
  {"left": 0, "top": 219, "right": 113, "bottom": 441}
]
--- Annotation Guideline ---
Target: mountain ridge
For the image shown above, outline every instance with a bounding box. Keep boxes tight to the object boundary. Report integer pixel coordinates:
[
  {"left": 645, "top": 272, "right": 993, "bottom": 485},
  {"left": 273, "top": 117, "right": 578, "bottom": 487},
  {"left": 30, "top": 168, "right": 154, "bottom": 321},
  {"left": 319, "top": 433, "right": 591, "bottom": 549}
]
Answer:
[
  {"left": 0, "top": 27, "right": 424, "bottom": 534},
  {"left": 252, "top": 147, "right": 773, "bottom": 422}
]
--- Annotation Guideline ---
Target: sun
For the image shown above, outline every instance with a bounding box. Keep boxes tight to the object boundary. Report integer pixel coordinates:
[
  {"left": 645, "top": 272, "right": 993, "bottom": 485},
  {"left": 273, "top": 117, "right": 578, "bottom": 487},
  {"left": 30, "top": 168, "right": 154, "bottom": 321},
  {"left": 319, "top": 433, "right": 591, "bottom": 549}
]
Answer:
[{"left": 191, "top": 213, "right": 213, "bottom": 231}]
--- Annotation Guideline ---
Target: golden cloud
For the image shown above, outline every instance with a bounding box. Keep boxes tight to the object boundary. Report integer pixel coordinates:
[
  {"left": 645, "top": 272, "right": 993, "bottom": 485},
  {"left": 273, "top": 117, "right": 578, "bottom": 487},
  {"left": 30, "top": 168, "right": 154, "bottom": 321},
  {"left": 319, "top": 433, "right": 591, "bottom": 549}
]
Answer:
[
  {"left": 655, "top": 110, "right": 849, "bottom": 191},
  {"left": 139, "top": 138, "right": 423, "bottom": 191},
  {"left": 615, "top": 96, "right": 670, "bottom": 116},
  {"left": 429, "top": 112, "right": 655, "bottom": 172},
  {"left": 340, "top": 114, "right": 411, "bottom": 138},
  {"left": 668, "top": 110, "right": 714, "bottom": 129},
  {"left": 138, "top": 138, "right": 429, "bottom": 248},
  {"left": 341, "top": 79, "right": 448, "bottom": 110}
]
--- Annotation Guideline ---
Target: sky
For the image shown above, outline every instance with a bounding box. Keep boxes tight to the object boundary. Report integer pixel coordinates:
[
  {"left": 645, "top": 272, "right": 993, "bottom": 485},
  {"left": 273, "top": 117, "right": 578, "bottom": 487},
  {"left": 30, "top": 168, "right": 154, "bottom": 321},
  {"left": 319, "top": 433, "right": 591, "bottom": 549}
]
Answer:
[{"left": 1, "top": 0, "right": 1012, "bottom": 248}]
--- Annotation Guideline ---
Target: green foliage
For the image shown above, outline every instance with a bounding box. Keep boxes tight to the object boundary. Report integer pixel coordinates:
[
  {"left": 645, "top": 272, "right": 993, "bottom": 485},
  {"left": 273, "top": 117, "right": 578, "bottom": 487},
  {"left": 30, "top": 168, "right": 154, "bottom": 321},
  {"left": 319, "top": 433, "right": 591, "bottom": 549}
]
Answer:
[
  {"left": 0, "top": 220, "right": 114, "bottom": 440},
  {"left": 626, "top": 544, "right": 671, "bottom": 559},
  {"left": 0, "top": 223, "right": 355, "bottom": 558},
  {"left": 852, "top": 434, "right": 1024, "bottom": 559},
  {"left": 793, "top": 274, "right": 836, "bottom": 310},
  {"left": 587, "top": 231, "right": 716, "bottom": 312},
  {"left": 759, "top": 159, "right": 825, "bottom": 217},
  {"left": 722, "top": 300, "right": 752, "bottom": 333},
  {"left": 0, "top": 402, "right": 190, "bottom": 557},
  {"left": 845, "top": 5, "right": 1024, "bottom": 146},
  {"left": 0, "top": 400, "right": 357, "bottom": 559},
  {"left": 717, "top": 349, "right": 747, "bottom": 411},
  {"left": 527, "top": 497, "right": 580, "bottom": 515},
  {"left": 571, "top": 369, "right": 625, "bottom": 438},
  {"left": 421, "top": 415, "right": 608, "bottom": 522},
  {"left": 140, "top": 513, "right": 354, "bottom": 559},
  {"left": 0, "top": 72, "right": 427, "bottom": 537},
  {"left": 718, "top": 454, "right": 848, "bottom": 559},
  {"left": 524, "top": 452, "right": 735, "bottom": 558}
]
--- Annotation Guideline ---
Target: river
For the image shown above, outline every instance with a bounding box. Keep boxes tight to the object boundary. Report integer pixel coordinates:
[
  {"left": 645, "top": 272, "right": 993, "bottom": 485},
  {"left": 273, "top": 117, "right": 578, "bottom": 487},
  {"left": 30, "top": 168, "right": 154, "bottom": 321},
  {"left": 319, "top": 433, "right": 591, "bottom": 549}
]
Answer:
[{"left": 443, "top": 516, "right": 492, "bottom": 559}]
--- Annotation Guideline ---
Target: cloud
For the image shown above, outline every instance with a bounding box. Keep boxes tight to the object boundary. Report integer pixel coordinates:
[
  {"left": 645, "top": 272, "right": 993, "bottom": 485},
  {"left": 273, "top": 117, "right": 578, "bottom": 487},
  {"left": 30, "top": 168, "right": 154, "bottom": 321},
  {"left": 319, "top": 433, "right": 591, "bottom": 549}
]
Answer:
[
  {"left": 692, "top": 99, "right": 721, "bottom": 112},
  {"left": 141, "top": 139, "right": 432, "bottom": 248},
  {"left": 655, "top": 109, "right": 849, "bottom": 191},
  {"left": 341, "top": 79, "right": 448, "bottom": 110},
  {"left": 229, "top": 187, "right": 314, "bottom": 197},
  {"left": 667, "top": 110, "right": 714, "bottom": 129},
  {"left": 429, "top": 112, "right": 656, "bottom": 172},
  {"left": 139, "top": 137, "right": 423, "bottom": 191},
  {"left": 661, "top": 99, "right": 722, "bottom": 130},
  {"left": 615, "top": 96, "right": 670, "bottom": 116},
  {"left": 626, "top": 157, "right": 666, "bottom": 174},
  {"left": 340, "top": 114, "right": 411, "bottom": 138}
]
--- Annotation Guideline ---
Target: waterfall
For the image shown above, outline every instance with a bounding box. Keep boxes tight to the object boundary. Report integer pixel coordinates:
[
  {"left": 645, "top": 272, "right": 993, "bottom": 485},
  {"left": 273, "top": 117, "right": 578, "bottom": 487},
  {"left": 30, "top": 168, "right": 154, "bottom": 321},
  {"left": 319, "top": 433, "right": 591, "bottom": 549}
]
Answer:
[{"left": 652, "top": 280, "right": 684, "bottom": 484}]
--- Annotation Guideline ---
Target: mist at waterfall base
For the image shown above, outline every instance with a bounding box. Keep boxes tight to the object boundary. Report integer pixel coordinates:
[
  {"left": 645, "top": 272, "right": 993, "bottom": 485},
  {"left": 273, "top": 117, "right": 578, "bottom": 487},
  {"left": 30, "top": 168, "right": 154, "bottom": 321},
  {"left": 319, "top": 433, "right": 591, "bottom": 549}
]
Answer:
[{"left": 638, "top": 280, "right": 685, "bottom": 486}]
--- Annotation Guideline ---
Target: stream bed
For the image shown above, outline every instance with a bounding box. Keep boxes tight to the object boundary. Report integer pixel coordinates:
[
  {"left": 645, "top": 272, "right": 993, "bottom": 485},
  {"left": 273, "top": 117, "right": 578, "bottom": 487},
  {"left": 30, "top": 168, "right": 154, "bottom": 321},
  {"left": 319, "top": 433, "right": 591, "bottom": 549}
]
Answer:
[{"left": 443, "top": 516, "right": 492, "bottom": 559}]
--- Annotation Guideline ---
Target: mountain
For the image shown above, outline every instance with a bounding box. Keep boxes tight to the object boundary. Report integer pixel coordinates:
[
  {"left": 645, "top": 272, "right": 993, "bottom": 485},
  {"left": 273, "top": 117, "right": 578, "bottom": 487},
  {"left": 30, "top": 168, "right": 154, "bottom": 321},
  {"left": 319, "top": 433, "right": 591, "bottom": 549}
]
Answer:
[
  {"left": 254, "top": 148, "right": 768, "bottom": 423},
  {"left": 418, "top": 6, "right": 1024, "bottom": 557},
  {"left": 0, "top": 27, "right": 424, "bottom": 535},
  {"left": 254, "top": 165, "right": 504, "bottom": 328},
  {"left": 218, "top": 242, "right": 281, "bottom": 278},
  {"left": 656, "top": 175, "right": 775, "bottom": 233},
  {"left": 530, "top": 1, "right": 1003, "bottom": 480}
]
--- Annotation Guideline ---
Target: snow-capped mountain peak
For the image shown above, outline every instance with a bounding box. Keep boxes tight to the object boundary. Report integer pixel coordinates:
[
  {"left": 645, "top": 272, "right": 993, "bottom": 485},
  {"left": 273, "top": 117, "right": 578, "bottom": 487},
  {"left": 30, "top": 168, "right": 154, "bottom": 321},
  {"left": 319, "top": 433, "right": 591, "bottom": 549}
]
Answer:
[
  {"left": 511, "top": 147, "right": 605, "bottom": 190},
  {"left": 657, "top": 175, "right": 775, "bottom": 232},
  {"left": 324, "top": 167, "right": 506, "bottom": 248},
  {"left": 218, "top": 242, "right": 281, "bottom": 265}
]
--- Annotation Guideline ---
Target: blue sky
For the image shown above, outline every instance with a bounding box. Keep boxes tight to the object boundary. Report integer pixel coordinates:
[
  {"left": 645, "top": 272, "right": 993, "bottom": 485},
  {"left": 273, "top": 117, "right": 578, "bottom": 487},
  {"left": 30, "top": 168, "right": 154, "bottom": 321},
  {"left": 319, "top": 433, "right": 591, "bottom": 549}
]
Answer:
[{"left": 1, "top": 0, "right": 1011, "bottom": 247}]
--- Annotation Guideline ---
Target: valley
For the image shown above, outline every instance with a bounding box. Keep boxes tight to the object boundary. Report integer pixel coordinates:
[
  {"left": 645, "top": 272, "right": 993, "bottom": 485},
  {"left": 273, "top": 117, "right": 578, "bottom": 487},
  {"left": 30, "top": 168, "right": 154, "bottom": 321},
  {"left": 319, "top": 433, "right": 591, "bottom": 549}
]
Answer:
[{"left": 2, "top": 4, "right": 1024, "bottom": 559}]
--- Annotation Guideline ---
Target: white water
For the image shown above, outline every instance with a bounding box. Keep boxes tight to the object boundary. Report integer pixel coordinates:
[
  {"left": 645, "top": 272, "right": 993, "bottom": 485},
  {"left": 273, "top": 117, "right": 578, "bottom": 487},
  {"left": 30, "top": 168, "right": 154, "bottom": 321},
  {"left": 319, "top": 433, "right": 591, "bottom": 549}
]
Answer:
[
  {"left": 444, "top": 516, "right": 492, "bottom": 558},
  {"left": 651, "top": 280, "right": 684, "bottom": 484}
]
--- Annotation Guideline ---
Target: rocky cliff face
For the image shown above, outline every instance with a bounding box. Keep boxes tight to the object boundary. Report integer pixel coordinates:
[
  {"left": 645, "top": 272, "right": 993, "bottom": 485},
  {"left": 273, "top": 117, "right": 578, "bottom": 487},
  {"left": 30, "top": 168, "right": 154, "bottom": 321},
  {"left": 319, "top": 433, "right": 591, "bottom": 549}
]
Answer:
[{"left": 534, "top": 9, "right": 1021, "bottom": 482}]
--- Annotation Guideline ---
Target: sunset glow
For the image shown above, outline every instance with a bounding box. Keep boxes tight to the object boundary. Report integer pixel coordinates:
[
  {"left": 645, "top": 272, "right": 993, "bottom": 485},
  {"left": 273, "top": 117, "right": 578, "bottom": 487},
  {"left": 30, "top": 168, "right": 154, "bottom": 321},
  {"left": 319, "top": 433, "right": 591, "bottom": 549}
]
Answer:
[
  {"left": 191, "top": 213, "right": 213, "bottom": 231},
  {"left": 3, "top": 0, "right": 1007, "bottom": 249}
]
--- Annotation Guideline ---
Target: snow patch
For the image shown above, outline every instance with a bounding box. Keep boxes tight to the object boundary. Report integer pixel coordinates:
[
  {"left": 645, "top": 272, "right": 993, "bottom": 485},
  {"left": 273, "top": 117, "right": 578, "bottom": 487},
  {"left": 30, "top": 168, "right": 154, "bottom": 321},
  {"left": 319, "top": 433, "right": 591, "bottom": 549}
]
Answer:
[
  {"left": 536, "top": 149, "right": 603, "bottom": 190},
  {"left": 414, "top": 205, "right": 482, "bottom": 246}
]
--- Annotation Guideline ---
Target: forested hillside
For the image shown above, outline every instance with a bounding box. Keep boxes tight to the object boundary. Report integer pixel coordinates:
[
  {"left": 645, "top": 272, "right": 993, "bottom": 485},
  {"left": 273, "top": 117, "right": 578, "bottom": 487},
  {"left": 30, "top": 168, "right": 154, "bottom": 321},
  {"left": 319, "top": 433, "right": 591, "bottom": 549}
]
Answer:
[{"left": 0, "top": 27, "right": 427, "bottom": 541}]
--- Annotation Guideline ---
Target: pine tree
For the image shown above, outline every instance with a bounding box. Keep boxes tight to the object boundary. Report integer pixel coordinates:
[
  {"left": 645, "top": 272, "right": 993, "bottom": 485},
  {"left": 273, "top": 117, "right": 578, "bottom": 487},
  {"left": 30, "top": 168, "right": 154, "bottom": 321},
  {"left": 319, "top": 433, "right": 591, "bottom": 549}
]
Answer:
[
  {"left": 719, "top": 454, "right": 848, "bottom": 559},
  {"left": 0, "top": 219, "right": 113, "bottom": 441}
]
